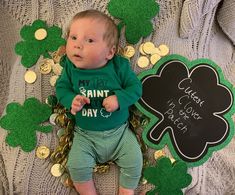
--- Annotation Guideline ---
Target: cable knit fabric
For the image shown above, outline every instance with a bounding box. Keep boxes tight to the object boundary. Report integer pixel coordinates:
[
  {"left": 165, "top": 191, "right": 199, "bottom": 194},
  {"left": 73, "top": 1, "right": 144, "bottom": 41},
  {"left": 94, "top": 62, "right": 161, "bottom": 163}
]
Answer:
[{"left": 0, "top": 0, "right": 235, "bottom": 194}]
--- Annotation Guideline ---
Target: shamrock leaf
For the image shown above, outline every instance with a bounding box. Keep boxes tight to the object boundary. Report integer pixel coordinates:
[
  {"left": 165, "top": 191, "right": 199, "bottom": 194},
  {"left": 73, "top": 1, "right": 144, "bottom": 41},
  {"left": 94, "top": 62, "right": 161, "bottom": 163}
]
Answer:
[
  {"left": 144, "top": 157, "right": 192, "bottom": 195},
  {"left": 0, "top": 97, "right": 52, "bottom": 152},
  {"left": 15, "top": 20, "right": 66, "bottom": 68},
  {"left": 100, "top": 108, "right": 112, "bottom": 118},
  {"left": 108, "top": 0, "right": 159, "bottom": 44}
]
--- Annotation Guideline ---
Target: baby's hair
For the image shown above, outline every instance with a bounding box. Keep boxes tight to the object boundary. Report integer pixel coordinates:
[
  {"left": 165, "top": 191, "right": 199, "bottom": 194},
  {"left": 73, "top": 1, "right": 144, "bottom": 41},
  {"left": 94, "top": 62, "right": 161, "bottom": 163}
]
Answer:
[{"left": 67, "top": 9, "right": 118, "bottom": 49}]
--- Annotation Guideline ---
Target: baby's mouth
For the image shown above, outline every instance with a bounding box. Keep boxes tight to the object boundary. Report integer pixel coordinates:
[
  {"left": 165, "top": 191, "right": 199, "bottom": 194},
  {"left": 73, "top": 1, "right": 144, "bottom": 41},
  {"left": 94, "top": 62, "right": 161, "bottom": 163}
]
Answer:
[{"left": 74, "top": 54, "right": 81, "bottom": 58}]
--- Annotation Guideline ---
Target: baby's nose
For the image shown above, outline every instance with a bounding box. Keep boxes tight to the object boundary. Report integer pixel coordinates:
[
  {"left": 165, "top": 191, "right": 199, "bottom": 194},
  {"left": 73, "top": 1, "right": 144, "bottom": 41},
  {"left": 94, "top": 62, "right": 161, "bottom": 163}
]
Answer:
[{"left": 75, "top": 41, "right": 83, "bottom": 49}]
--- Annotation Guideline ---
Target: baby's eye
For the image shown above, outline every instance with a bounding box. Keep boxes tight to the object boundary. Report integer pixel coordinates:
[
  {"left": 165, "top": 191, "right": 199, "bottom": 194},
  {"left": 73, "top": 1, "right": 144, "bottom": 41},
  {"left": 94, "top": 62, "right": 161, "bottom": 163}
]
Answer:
[
  {"left": 86, "top": 39, "right": 94, "bottom": 43},
  {"left": 70, "top": 36, "right": 77, "bottom": 40}
]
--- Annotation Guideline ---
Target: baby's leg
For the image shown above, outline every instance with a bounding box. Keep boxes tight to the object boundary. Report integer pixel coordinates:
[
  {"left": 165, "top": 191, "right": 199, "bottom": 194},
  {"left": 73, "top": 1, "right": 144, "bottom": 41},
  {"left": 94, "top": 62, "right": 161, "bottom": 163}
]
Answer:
[
  {"left": 73, "top": 180, "right": 97, "bottom": 195},
  {"left": 115, "top": 128, "right": 143, "bottom": 194},
  {"left": 67, "top": 130, "right": 97, "bottom": 194}
]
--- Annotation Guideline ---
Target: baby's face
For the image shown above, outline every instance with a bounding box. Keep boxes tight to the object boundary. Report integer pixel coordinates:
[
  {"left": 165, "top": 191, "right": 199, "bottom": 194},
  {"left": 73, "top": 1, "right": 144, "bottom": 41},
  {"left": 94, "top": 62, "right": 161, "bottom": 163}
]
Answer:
[{"left": 66, "top": 18, "right": 115, "bottom": 69}]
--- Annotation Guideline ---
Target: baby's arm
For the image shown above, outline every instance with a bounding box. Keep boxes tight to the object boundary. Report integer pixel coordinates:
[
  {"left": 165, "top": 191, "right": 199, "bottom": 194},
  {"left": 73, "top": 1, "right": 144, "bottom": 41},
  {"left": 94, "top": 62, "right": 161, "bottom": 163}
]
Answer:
[
  {"left": 102, "top": 95, "right": 119, "bottom": 112},
  {"left": 71, "top": 95, "right": 90, "bottom": 115}
]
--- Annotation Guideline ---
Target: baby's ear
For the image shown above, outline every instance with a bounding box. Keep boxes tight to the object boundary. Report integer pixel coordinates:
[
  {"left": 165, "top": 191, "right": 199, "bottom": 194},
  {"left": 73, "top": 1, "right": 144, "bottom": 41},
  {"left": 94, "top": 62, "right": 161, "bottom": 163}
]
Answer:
[{"left": 106, "top": 45, "right": 116, "bottom": 60}]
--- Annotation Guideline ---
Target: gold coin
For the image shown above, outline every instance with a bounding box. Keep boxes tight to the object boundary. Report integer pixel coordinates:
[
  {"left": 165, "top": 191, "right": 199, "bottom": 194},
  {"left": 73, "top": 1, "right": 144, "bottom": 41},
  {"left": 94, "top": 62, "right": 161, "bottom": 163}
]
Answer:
[
  {"left": 39, "top": 61, "right": 52, "bottom": 75},
  {"left": 51, "top": 163, "right": 65, "bottom": 177},
  {"left": 141, "top": 178, "right": 148, "bottom": 185},
  {"left": 57, "top": 45, "right": 66, "bottom": 56},
  {"left": 50, "top": 113, "right": 59, "bottom": 125},
  {"left": 24, "top": 70, "right": 37, "bottom": 84},
  {"left": 36, "top": 146, "right": 50, "bottom": 159},
  {"left": 50, "top": 75, "right": 59, "bottom": 87},
  {"left": 57, "top": 128, "right": 65, "bottom": 138},
  {"left": 139, "top": 43, "right": 147, "bottom": 55},
  {"left": 62, "top": 175, "right": 74, "bottom": 187},
  {"left": 150, "top": 47, "right": 161, "bottom": 55},
  {"left": 52, "top": 63, "right": 63, "bottom": 75},
  {"left": 34, "top": 28, "right": 47, "bottom": 40},
  {"left": 158, "top": 44, "right": 169, "bottom": 56},
  {"left": 150, "top": 53, "right": 161, "bottom": 65},
  {"left": 137, "top": 56, "right": 149, "bottom": 68},
  {"left": 143, "top": 42, "right": 155, "bottom": 54},
  {"left": 52, "top": 52, "right": 61, "bottom": 64},
  {"left": 154, "top": 150, "right": 165, "bottom": 160},
  {"left": 123, "top": 45, "right": 135, "bottom": 58}
]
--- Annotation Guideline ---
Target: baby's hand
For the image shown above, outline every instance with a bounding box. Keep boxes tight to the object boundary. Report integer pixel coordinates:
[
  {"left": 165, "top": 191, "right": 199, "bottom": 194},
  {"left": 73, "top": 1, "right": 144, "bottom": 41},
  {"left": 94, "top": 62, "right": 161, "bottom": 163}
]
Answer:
[
  {"left": 102, "top": 95, "right": 119, "bottom": 112},
  {"left": 71, "top": 95, "right": 90, "bottom": 115}
]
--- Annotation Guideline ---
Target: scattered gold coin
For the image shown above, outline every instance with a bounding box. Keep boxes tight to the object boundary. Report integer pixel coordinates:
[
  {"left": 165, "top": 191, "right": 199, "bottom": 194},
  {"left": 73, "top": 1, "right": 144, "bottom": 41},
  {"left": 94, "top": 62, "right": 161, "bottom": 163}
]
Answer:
[
  {"left": 139, "top": 43, "right": 147, "bottom": 56},
  {"left": 141, "top": 178, "right": 148, "bottom": 185},
  {"left": 158, "top": 44, "right": 170, "bottom": 56},
  {"left": 39, "top": 61, "right": 53, "bottom": 75},
  {"left": 52, "top": 63, "right": 63, "bottom": 75},
  {"left": 150, "top": 53, "right": 161, "bottom": 65},
  {"left": 154, "top": 150, "right": 165, "bottom": 160},
  {"left": 137, "top": 56, "right": 149, "bottom": 68},
  {"left": 143, "top": 42, "right": 155, "bottom": 54},
  {"left": 50, "top": 113, "right": 59, "bottom": 125},
  {"left": 50, "top": 75, "right": 59, "bottom": 87},
  {"left": 57, "top": 45, "right": 66, "bottom": 56},
  {"left": 24, "top": 70, "right": 37, "bottom": 84},
  {"left": 51, "top": 163, "right": 65, "bottom": 177},
  {"left": 150, "top": 47, "right": 161, "bottom": 55},
  {"left": 123, "top": 45, "right": 135, "bottom": 58},
  {"left": 36, "top": 146, "right": 50, "bottom": 159},
  {"left": 34, "top": 28, "right": 47, "bottom": 40}
]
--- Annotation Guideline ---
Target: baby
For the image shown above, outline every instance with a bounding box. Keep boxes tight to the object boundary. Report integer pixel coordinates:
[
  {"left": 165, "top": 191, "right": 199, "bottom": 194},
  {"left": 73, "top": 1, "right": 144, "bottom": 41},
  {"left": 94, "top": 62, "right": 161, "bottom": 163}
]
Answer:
[{"left": 56, "top": 9, "right": 143, "bottom": 195}]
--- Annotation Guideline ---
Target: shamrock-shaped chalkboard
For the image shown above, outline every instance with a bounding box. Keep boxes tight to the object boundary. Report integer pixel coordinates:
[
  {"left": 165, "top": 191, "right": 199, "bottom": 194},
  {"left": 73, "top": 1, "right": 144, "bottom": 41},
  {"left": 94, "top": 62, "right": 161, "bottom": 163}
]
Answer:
[
  {"left": 136, "top": 54, "right": 235, "bottom": 166},
  {"left": 144, "top": 157, "right": 192, "bottom": 195},
  {"left": 108, "top": 0, "right": 159, "bottom": 44},
  {"left": 0, "top": 97, "right": 52, "bottom": 152},
  {"left": 15, "top": 20, "right": 66, "bottom": 68}
]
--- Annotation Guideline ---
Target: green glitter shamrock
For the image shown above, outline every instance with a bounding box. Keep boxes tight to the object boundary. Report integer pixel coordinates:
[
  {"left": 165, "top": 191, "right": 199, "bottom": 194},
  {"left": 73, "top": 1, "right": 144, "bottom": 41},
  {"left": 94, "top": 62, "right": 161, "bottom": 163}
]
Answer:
[
  {"left": 0, "top": 97, "right": 52, "bottom": 152},
  {"left": 15, "top": 19, "right": 66, "bottom": 68},
  {"left": 143, "top": 157, "right": 192, "bottom": 195},
  {"left": 108, "top": 0, "right": 159, "bottom": 44}
]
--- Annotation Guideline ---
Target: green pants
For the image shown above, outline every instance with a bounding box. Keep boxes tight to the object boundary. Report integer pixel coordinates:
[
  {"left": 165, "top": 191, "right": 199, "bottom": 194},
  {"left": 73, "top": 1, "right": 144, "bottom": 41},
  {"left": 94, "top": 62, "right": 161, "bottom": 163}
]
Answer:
[{"left": 67, "top": 122, "right": 143, "bottom": 189}]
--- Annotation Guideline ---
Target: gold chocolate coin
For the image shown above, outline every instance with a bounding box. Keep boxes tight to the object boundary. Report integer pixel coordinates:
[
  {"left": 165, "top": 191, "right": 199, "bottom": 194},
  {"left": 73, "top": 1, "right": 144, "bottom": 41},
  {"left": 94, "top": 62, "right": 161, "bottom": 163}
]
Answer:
[
  {"left": 39, "top": 61, "right": 52, "bottom": 75},
  {"left": 141, "top": 178, "right": 148, "bottom": 185},
  {"left": 50, "top": 113, "right": 59, "bottom": 125},
  {"left": 57, "top": 45, "right": 66, "bottom": 56},
  {"left": 150, "top": 53, "right": 161, "bottom": 65},
  {"left": 143, "top": 42, "right": 155, "bottom": 54},
  {"left": 154, "top": 150, "right": 165, "bottom": 160},
  {"left": 51, "top": 163, "right": 65, "bottom": 177},
  {"left": 123, "top": 45, "right": 135, "bottom": 58},
  {"left": 159, "top": 44, "right": 169, "bottom": 56},
  {"left": 139, "top": 43, "right": 147, "bottom": 55},
  {"left": 36, "top": 146, "right": 50, "bottom": 159},
  {"left": 24, "top": 70, "right": 37, "bottom": 84},
  {"left": 35, "top": 28, "right": 47, "bottom": 40},
  {"left": 150, "top": 47, "right": 161, "bottom": 55},
  {"left": 137, "top": 56, "right": 149, "bottom": 68},
  {"left": 50, "top": 75, "right": 59, "bottom": 87},
  {"left": 52, "top": 63, "right": 63, "bottom": 75}
]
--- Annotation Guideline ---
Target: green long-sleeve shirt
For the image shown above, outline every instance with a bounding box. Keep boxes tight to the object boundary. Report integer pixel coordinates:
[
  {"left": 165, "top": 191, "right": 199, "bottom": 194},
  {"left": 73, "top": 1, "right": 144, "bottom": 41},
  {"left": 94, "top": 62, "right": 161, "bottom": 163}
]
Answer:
[{"left": 56, "top": 55, "right": 142, "bottom": 131}]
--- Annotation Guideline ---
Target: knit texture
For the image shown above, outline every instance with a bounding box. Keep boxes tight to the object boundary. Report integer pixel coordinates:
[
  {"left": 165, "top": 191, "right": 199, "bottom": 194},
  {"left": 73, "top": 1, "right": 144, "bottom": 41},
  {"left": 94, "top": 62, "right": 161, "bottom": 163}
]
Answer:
[{"left": 0, "top": 0, "right": 235, "bottom": 194}]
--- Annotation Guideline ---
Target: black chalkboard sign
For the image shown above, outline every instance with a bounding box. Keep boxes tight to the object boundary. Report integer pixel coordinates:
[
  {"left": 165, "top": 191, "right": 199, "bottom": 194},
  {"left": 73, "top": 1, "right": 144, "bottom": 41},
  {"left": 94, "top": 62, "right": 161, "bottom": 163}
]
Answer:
[{"left": 136, "top": 55, "right": 235, "bottom": 166}]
